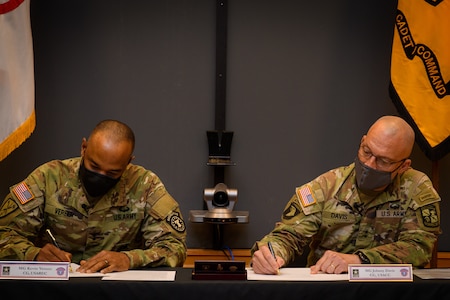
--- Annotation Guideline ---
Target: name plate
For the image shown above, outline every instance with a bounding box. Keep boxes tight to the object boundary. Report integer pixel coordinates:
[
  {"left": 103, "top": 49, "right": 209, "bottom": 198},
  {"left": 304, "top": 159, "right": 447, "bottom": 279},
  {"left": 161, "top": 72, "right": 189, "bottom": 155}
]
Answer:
[
  {"left": 192, "top": 260, "right": 247, "bottom": 280},
  {"left": 348, "top": 264, "right": 413, "bottom": 282},
  {"left": 0, "top": 261, "right": 70, "bottom": 280}
]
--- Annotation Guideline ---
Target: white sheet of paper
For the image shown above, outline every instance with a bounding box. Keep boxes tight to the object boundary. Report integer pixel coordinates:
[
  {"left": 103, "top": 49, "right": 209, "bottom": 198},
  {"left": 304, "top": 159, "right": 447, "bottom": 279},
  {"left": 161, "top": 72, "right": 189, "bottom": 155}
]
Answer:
[
  {"left": 101, "top": 270, "right": 176, "bottom": 281},
  {"left": 68, "top": 263, "right": 106, "bottom": 277},
  {"left": 68, "top": 263, "right": 175, "bottom": 281},
  {"left": 414, "top": 268, "right": 450, "bottom": 279},
  {"left": 69, "top": 271, "right": 106, "bottom": 278},
  {"left": 247, "top": 268, "right": 349, "bottom": 281}
]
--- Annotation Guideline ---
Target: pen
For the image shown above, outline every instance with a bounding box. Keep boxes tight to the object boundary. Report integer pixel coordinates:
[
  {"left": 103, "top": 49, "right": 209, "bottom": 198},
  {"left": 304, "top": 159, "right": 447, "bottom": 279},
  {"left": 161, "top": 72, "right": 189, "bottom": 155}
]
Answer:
[
  {"left": 46, "top": 229, "right": 60, "bottom": 248},
  {"left": 267, "top": 242, "right": 280, "bottom": 274},
  {"left": 45, "top": 229, "right": 72, "bottom": 271}
]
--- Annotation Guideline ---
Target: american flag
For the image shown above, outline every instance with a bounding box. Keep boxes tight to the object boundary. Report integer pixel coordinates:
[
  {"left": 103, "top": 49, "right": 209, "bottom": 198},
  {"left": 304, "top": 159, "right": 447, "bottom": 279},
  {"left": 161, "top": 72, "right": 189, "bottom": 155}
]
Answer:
[
  {"left": 297, "top": 186, "right": 316, "bottom": 207},
  {"left": 0, "top": 0, "right": 35, "bottom": 162},
  {"left": 12, "top": 182, "right": 34, "bottom": 204}
]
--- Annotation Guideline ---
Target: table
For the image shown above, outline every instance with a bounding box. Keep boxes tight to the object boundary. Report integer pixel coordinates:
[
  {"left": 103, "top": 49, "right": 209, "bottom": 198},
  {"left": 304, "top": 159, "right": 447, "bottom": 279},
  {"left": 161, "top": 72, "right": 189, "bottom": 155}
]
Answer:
[{"left": 1, "top": 267, "right": 449, "bottom": 300}]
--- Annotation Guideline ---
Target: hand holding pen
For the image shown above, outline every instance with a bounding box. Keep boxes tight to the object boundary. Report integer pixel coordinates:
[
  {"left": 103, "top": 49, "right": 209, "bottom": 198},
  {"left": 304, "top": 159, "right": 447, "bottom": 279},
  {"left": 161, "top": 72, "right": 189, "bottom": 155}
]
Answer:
[
  {"left": 35, "top": 229, "right": 72, "bottom": 262},
  {"left": 251, "top": 242, "right": 284, "bottom": 275}
]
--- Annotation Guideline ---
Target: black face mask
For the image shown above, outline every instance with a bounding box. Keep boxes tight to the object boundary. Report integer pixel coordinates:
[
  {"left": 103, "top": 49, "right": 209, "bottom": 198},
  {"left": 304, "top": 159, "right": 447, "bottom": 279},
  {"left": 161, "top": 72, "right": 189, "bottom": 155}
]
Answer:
[
  {"left": 79, "top": 161, "right": 121, "bottom": 197},
  {"left": 354, "top": 157, "right": 393, "bottom": 192}
]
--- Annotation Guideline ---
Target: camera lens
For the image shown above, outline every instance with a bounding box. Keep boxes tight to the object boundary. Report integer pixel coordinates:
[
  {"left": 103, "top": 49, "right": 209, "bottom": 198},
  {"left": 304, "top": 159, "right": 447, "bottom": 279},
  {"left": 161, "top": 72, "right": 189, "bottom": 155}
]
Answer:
[{"left": 212, "top": 191, "right": 229, "bottom": 207}]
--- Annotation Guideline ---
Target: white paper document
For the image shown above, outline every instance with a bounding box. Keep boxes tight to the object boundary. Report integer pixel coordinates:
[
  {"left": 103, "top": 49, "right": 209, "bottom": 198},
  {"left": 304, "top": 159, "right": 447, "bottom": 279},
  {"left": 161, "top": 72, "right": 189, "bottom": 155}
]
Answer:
[
  {"left": 247, "top": 268, "right": 349, "bottom": 281},
  {"left": 414, "top": 268, "right": 450, "bottom": 279},
  {"left": 69, "top": 263, "right": 175, "bottom": 281},
  {"left": 69, "top": 263, "right": 106, "bottom": 277},
  {"left": 101, "top": 270, "right": 176, "bottom": 281},
  {"left": 69, "top": 271, "right": 106, "bottom": 277}
]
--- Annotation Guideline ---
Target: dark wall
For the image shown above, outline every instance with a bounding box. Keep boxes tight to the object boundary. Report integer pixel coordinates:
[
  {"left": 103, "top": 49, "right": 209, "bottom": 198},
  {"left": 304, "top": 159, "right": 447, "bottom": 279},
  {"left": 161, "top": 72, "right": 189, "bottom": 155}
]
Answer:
[{"left": 1, "top": 0, "right": 449, "bottom": 250}]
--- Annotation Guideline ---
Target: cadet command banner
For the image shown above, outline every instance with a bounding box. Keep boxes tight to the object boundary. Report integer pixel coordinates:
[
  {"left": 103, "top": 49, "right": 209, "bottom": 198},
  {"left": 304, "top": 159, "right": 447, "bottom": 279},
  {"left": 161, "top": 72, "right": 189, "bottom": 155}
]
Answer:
[
  {"left": 389, "top": 0, "right": 450, "bottom": 161},
  {"left": 0, "top": 0, "right": 35, "bottom": 162}
]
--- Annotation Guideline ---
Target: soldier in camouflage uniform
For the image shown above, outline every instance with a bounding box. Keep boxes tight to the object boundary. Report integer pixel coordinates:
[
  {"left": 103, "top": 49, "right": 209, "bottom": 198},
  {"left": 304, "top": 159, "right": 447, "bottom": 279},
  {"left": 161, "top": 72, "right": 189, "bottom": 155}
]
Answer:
[
  {"left": 251, "top": 116, "right": 441, "bottom": 274},
  {"left": 0, "top": 120, "right": 186, "bottom": 273}
]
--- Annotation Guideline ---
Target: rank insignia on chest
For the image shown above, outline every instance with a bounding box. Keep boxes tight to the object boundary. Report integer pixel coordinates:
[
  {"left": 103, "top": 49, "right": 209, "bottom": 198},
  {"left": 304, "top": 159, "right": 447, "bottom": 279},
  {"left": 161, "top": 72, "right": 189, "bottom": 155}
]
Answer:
[
  {"left": 12, "top": 182, "right": 35, "bottom": 205},
  {"left": 296, "top": 186, "right": 316, "bottom": 207}
]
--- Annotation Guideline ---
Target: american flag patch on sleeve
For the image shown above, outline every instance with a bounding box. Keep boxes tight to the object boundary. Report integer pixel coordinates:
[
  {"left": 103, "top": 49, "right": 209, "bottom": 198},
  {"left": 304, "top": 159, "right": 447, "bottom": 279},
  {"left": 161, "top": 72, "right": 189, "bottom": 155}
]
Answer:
[
  {"left": 296, "top": 186, "right": 316, "bottom": 207},
  {"left": 12, "top": 182, "right": 35, "bottom": 205}
]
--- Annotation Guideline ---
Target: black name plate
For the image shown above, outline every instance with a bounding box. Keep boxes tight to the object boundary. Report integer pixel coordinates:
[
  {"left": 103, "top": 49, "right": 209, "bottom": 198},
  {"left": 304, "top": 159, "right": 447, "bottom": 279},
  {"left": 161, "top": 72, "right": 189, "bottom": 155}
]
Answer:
[{"left": 192, "top": 260, "right": 247, "bottom": 280}]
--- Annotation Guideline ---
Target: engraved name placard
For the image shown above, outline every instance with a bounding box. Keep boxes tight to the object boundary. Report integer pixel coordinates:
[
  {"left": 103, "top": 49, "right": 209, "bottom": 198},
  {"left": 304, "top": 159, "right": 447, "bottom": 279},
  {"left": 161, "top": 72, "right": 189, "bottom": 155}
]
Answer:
[
  {"left": 348, "top": 264, "right": 413, "bottom": 282},
  {"left": 0, "top": 261, "right": 69, "bottom": 280}
]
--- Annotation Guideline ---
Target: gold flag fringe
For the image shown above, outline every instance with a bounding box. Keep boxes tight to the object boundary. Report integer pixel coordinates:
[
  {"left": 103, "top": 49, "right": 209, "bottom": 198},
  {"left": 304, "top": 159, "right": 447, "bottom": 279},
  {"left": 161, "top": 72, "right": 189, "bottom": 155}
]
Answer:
[{"left": 0, "top": 110, "right": 36, "bottom": 162}]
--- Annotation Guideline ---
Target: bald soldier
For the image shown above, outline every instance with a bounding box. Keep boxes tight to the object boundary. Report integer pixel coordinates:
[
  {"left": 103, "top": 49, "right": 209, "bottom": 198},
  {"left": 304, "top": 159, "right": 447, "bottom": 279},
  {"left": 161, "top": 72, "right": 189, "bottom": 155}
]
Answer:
[
  {"left": 0, "top": 120, "right": 186, "bottom": 273},
  {"left": 251, "top": 116, "right": 441, "bottom": 274}
]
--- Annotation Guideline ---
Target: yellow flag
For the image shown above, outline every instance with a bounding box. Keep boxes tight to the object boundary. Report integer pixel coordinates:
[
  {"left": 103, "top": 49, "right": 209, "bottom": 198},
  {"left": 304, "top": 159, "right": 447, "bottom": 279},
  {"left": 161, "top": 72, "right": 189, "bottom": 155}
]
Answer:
[
  {"left": 390, "top": 0, "right": 450, "bottom": 161},
  {"left": 0, "top": 0, "right": 35, "bottom": 162}
]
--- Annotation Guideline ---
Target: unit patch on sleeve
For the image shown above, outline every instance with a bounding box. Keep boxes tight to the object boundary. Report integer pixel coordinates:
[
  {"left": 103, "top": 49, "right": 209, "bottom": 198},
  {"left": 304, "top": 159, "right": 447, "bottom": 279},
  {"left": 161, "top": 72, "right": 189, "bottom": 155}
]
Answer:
[
  {"left": 0, "top": 198, "right": 19, "bottom": 218},
  {"left": 12, "top": 182, "right": 35, "bottom": 205},
  {"left": 166, "top": 212, "right": 186, "bottom": 233},
  {"left": 282, "top": 201, "right": 301, "bottom": 220},
  {"left": 420, "top": 204, "right": 439, "bottom": 228},
  {"left": 296, "top": 185, "right": 316, "bottom": 208}
]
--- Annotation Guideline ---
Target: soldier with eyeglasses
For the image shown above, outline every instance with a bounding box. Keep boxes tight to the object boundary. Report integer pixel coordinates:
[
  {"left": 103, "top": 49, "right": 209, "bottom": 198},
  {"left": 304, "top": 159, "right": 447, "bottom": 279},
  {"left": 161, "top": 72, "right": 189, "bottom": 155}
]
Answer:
[{"left": 251, "top": 115, "right": 441, "bottom": 275}]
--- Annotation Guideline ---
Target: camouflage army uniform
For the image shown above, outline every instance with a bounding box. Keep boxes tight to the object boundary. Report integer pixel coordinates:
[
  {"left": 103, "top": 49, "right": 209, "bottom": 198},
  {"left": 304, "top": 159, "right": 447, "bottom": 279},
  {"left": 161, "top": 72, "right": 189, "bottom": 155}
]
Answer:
[
  {"left": 0, "top": 157, "right": 187, "bottom": 268},
  {"left": 252, "top": 162, "right": 441, "bottom": 267}
]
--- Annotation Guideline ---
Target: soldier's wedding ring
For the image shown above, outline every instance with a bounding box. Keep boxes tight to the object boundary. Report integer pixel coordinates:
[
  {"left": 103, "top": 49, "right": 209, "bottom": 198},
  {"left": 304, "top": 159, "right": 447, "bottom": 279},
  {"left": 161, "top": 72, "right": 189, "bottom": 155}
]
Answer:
[{"left": 104, "top": 260, "right": 109, "bottom": 266}]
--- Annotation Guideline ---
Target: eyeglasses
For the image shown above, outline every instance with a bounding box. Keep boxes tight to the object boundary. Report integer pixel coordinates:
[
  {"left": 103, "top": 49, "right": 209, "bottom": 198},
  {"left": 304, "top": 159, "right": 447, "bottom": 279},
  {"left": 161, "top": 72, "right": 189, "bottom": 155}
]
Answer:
[{"left": 358, "top": 144, "right": 407, "bottom": 170}]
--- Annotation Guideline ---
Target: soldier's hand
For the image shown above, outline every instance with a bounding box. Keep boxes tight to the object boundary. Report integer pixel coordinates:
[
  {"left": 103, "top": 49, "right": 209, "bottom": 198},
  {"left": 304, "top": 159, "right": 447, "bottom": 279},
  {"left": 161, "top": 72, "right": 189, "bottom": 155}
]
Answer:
[
  {"left": 36, "top": 243, "right": 72, "bottom": 262},
  {"left": 310, "top": 250, "right": 360, "bottom": 274},
  {"left": 77, "top": 250, "right": 130, "bottom": 274},
  {"left": 251, "top": 245, "right": 285, "bottom": 275}
]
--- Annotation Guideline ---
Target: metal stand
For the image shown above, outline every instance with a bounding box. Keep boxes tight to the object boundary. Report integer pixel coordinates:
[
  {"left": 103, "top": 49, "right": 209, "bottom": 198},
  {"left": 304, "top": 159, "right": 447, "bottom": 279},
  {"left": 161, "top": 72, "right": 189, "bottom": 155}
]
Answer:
[{"left": 188, "top": 0, "right": 248, "bottom": 250}]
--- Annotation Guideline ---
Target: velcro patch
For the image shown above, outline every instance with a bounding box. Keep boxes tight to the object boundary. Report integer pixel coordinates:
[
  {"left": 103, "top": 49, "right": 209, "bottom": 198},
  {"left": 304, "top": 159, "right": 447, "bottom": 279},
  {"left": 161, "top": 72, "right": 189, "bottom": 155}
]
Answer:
[
  {"left": 166, "top": 211, "right": 186, "bottom": 233},
  {"left": 0, "top": 198, "right": 19, "bottom": 218},
  {"left": 12, "top": 182, "right": 35, "bottom": 205},
  {"left": 420, "top": 204, "right": 439, "bottom": 228},
  {"left": 283, "top": 202, "right": 301, "bottom": 220},
  {"left": 296, "top": 186, "right": 316, "bottom": 208}
]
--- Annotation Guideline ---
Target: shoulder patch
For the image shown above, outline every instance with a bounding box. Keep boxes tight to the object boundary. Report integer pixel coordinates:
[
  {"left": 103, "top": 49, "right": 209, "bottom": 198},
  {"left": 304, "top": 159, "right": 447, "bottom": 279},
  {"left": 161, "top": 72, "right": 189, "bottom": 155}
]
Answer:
[
  {"left": 12, "top": 182, "right": 35, "bottom": 205},
  {"left": 151, "top": 194, "right": 178, "bottom": 219},
  {"left": 282, "top": 201, "right": 301, "bottom": 220},
  {"left": 0, "top": 198, "right": 19, "bottom": 218},
  {"left": 296, "top": 186, "right": 316, "bottom": 208},
  {"left": 418, "top": 192, "right": 438, "bottom": 204},
  {"left": 414, "top": 180, "right": 440, "bottom": 206},
  {"left": 420, "top": 204, "right": 440, "bottom": 228},
  {"left": 166, "top": 211, "right": 186, "bottom": 233}
]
